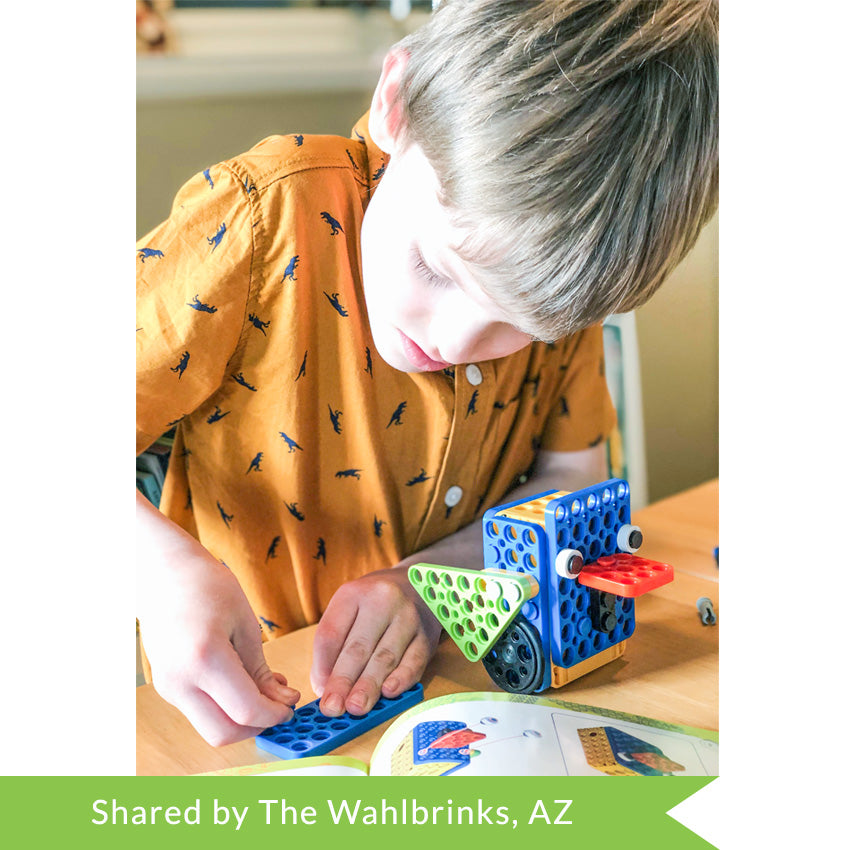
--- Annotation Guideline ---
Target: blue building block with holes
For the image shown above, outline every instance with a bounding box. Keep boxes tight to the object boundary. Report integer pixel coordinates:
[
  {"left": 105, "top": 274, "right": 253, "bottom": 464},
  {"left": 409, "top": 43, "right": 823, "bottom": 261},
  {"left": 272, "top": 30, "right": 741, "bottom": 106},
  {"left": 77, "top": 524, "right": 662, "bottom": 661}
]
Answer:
[
  {"left": 543, "top": 479, "right": 632, "bottom": 564},
  {"left": 482, "top": 509, "right": 553, "bottom": 692},
  {"left": 550, "top": 580, "right": 636, "bottom": 670},
  {"left": 544, "top": 479, "right": 635, "bottom": 669},
  {"left": 479, "top": 480, "right": 638, "bottom": 683},
  {"left": 256, "top": 683, "right": 424, "bottom": 760}
]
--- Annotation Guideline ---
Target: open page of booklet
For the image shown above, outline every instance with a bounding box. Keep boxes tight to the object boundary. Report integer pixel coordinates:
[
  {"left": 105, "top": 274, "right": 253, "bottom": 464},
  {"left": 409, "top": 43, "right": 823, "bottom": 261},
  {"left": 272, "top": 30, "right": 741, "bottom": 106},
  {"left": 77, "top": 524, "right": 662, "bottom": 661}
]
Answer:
[{"left": 369, "top": 692, "right": 718, "bottom": 776}]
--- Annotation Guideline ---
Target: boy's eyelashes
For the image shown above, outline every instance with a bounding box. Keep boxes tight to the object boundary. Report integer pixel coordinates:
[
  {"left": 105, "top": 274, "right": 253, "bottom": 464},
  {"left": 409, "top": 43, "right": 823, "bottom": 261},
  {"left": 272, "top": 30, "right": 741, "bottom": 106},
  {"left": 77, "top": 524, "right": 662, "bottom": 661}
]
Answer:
[
  {"left": 410, "top": 244, "right": 547, "bottom": 344},
  {"left": 407, "top": 243, "right": 547, "bottom": 345},
  {"left": 411, "top": 244, "right": 452, "bottom": 289}
]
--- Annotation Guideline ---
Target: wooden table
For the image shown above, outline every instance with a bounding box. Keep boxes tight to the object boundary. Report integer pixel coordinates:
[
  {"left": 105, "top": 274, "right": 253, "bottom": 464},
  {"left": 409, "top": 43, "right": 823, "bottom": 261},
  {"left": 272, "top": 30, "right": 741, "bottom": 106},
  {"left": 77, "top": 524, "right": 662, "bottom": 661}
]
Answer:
[{"left": 137, "top": 479, "right": 719, "bottom": 775}]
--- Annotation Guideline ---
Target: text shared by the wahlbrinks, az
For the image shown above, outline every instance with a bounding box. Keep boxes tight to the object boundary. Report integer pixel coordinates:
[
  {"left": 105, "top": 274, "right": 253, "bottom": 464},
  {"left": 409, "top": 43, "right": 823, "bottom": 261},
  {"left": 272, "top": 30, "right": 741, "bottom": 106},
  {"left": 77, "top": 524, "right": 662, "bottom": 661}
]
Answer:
[{"left": 91, "top": 798, "right": 575, "bottom": 829}]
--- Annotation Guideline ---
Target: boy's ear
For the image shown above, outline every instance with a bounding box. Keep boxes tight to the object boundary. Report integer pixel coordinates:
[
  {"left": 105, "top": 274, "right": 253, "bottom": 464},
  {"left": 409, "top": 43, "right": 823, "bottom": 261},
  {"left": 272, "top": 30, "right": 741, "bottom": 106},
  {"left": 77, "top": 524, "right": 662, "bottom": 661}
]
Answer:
[{"left": 368, "top": 48, "right": 409, "bottom": 155}]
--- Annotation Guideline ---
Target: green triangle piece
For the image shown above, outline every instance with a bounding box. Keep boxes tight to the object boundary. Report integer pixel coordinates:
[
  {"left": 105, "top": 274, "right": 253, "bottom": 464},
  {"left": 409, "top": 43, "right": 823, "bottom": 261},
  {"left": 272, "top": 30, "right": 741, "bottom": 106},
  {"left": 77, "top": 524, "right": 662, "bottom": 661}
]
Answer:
[{"left": 408, "top": 564, "right": 539, "bottom": 662}]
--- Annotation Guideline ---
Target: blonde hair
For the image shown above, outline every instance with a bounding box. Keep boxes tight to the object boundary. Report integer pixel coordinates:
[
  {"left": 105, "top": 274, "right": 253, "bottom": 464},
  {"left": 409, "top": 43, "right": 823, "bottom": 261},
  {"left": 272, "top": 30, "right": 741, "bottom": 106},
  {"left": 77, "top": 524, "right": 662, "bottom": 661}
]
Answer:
[{"left": 396, "top": 0, "right": 719, "bottom": 339}]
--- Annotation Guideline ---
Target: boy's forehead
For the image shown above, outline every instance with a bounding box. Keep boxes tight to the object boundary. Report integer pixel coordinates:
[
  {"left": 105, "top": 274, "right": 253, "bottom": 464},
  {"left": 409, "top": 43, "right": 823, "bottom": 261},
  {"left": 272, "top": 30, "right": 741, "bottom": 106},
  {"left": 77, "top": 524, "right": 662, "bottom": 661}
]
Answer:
[
  {"left": 392, "top": 146, "right": 456, "bottom": 248},
  {"left": 398, "top": 144, "right": 493, "bottom": 259}
]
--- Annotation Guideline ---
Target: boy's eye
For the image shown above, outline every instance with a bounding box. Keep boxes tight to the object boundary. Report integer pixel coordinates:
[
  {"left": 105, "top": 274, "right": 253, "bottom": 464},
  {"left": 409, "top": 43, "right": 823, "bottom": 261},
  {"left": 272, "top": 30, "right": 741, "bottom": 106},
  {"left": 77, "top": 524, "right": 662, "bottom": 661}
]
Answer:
[{"left": 411, "top": 245, "right": 452, "bottom": 289}]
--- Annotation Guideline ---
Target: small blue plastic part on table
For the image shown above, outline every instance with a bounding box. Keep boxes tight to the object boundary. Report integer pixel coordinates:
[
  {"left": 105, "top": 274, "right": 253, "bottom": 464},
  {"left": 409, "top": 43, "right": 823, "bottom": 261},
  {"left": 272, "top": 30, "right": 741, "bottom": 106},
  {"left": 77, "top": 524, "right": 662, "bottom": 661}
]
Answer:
[{"left": 256, "top": 683, "right": 424, "bottom": 760}]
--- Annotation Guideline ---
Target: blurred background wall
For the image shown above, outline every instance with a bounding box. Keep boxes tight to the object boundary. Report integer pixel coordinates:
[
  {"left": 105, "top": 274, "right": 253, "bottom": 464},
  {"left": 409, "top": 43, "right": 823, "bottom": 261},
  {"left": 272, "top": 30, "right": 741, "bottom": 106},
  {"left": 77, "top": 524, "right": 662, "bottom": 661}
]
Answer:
[{"left": 137, "top": 1, "right": 718, "bottom": 503}]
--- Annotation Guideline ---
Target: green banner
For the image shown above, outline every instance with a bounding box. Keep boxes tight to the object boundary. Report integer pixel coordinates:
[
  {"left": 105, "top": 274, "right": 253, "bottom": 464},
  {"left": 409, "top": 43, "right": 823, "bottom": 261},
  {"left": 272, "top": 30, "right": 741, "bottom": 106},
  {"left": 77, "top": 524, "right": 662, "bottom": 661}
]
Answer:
[{"left": 1, "top": 776, "right": 716, "bottom": 848}]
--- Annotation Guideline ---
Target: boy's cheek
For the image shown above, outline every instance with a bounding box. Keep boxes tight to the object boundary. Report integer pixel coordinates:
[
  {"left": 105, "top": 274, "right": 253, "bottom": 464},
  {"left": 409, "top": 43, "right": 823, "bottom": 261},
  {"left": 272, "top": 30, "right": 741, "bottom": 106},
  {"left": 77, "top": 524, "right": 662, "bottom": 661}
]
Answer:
[
  {"left": 366, "top": 325, "right": 414, "bottom": 374},
  {"left": 363, "top": 259, "right": 426, "bottom": 332}
]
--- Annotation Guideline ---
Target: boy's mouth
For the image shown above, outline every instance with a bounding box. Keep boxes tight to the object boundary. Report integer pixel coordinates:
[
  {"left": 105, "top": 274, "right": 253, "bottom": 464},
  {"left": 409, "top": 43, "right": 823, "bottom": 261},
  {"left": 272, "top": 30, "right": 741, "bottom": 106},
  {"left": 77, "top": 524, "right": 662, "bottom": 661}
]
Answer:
[{"left": 397, "top": 330, "right": 452, "bottom": 372}]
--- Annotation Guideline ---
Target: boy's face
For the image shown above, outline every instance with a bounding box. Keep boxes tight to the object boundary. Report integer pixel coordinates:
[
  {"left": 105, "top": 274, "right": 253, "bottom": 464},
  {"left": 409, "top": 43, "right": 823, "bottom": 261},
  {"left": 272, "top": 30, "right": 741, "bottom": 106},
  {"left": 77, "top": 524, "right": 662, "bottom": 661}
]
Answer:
[{"left": 360, "top": 141, "right": 534, "bottom": 373}]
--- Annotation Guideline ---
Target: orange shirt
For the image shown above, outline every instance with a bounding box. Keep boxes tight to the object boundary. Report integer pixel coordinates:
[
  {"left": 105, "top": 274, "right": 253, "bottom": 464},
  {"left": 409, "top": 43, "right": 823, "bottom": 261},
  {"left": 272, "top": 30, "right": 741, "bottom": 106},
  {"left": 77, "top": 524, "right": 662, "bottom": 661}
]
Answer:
[{"left": 136, "top": 115, "right": 616, "bottom": 639}]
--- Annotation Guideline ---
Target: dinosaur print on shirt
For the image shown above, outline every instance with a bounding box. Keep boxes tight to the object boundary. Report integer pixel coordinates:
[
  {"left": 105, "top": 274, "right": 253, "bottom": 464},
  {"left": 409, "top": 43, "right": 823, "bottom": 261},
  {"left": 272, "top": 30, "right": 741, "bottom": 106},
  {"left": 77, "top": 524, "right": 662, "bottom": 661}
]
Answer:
[
  {"left": 207, "top": 222, "right": 226, "bottom": 252},
  {"left": 284, "top": 501, "right": 305, "bottom": 521},
  {"left": 328, "top": 406, "right": 343, "bottom": 434},
  {"left": 232, "top": 372, "right": 258, "bottom": 391},
  {"left": 323, "top": 292, "right": 348, "bottom": 317},
  {"left": 248, "top": 313, "right": 270, "bottom": 334},
  {"left": 170, "top": 351, "right": 189, "bottom": 379},
  {"left": 320, "top": 212, "right": 343, "bottom": 235},
  {"left": 282, "top": 255, "right": 299, "bottom": 282},
  {"left": 217, "top": 501, "right": 234, "bottom": 527},
  {"left": 207, "top": 406, "right": 230, "bottom": 423},
  {"left": 187, "top": 294, "right": 217, "bottom": 313},
  {"left": 406, "top": 468, "right": 430, "bottom": 486},
  {"left": 138, "top": 247, "right": 164, "bottom": 263},
  {"left": 266, "top": 535, "right": 281, "bottom": 560},
  {"left": 279, "top": 432, "right": 303, "bottom": 453},
  {"left": 387, "top": 402, "right": 406, "bottom": 428}
]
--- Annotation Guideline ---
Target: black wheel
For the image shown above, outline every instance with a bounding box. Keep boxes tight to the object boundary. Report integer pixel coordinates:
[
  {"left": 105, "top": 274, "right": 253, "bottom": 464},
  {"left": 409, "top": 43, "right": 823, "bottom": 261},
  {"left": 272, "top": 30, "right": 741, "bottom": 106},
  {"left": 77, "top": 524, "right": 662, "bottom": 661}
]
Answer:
[{"left": 482, "top": 613, "right": 546, "bottom": 694}]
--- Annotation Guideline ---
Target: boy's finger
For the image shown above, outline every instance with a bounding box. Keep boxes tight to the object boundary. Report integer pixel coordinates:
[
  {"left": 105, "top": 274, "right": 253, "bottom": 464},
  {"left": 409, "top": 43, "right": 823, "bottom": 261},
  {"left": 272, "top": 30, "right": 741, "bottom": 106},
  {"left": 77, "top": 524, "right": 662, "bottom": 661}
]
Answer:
[
  {"left": 342, "top": 617, "right": 419, "bottom": 715},
  {"left": 317, "top": 613, "right": 392, "bottom": 716},
  {"left": 310, "top": 595, "right": 360, "bottom": 696},
  {"left": 230, "top": 618, "right": 300, "bottom": 705},
  {"left": 255, "top": 667, "right": 301, "bottom": 706},
  {"left": 197, "top": 644, "right": 297, "bottom": 731},
  {"left": 173, "top": 686, "right": 269, "bottom": 747},
  {"left": 381, "top": 631, "right": 434, "bottom": 697}
]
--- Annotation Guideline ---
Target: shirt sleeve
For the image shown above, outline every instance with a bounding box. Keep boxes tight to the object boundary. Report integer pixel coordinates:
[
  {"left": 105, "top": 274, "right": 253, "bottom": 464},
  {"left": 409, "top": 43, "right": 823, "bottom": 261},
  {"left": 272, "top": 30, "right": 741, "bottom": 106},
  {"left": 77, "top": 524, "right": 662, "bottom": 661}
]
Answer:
[
  {"left": 539, "top": 324, "right": 617, "bottom": 453},
  {"left": 136, "top": 164, "right": 255, "bottom": 454}
]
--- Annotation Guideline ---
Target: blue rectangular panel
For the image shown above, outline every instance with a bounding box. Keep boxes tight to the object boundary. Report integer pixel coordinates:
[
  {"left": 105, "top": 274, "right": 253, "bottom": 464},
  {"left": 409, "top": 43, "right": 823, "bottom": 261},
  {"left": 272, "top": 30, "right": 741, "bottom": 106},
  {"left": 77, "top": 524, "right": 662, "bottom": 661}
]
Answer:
[
  {"left": 544, "top": 478, "right": 632, "bottom": 563},
  {"left": 256, "top": 683, "right": 424, "bottom": 760},
  {"left": 481, "top": 512, "right": 552, "bottom": 692}
]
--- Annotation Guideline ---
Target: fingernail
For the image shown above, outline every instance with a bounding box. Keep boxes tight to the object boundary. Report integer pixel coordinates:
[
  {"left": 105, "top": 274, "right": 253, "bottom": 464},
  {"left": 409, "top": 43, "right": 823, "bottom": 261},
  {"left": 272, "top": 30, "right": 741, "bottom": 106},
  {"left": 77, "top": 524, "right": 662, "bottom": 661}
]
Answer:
[
  {"left": 274, "top": 681, "right": 296, "bottom": 699},
  {"left": 323, "top": 695, "right": 343, "bottom": 716},
  {"left": 383, "top": 677, "right": 398, "bottom": 694},
  {"left": 347, "top": 694, "right": 367, "bottom": 715}
]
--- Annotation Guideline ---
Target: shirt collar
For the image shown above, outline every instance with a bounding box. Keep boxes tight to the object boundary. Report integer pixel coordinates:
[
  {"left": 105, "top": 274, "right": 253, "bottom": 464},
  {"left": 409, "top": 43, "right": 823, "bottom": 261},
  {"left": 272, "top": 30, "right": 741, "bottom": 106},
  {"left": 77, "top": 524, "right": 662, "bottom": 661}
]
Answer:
[{"left": 351, "top": 111, "right": 389, "bottom": 200}]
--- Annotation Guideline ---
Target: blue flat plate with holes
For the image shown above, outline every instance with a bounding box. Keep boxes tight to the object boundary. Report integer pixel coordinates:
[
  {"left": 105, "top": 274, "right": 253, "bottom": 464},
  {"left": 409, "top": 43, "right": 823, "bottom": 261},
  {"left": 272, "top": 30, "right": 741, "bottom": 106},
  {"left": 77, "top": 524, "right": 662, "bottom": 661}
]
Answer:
[{"left": 256, "top": 683, "right": 424, "bottom": 760}]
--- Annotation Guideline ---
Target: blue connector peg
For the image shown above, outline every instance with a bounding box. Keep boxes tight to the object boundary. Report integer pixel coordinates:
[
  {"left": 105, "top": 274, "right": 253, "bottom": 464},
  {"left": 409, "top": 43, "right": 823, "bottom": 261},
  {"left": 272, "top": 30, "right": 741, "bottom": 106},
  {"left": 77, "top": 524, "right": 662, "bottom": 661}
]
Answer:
[{"left": 256, "top": 683, "right": 424, "bottom": 760}]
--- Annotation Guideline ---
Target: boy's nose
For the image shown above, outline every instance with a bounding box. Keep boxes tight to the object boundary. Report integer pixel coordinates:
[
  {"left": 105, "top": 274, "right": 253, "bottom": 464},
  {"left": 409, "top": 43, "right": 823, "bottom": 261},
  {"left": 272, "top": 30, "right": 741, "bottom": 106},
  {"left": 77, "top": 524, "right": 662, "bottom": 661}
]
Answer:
[
  {"left": 429, "top": 308, "right": 487, "bottom": 365},
  {"left": 433, "top": 309, "right": 522, "bottom": 366}
]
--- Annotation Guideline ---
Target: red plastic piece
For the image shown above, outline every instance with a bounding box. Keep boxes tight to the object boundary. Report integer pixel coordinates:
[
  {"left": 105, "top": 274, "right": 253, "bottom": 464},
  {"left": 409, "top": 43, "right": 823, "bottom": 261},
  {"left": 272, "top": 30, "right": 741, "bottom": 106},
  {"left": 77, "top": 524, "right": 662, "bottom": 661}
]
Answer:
[
  {"left": 428, "top": 729, "right": 487, "bottom": 750},
  {"left": 577, "top": 553, "right": 673, "bottom": 597}
]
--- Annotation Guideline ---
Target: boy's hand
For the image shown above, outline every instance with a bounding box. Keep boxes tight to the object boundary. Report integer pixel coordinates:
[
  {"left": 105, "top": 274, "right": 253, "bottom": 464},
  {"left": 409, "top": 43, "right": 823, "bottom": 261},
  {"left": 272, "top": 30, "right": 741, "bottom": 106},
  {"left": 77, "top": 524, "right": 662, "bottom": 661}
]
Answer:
[
  {"left": 310, "top": 566, "right": 441, "bottom": 717},
  {"left": 138, "top": 492, "right": 300, "bottom": 746}
]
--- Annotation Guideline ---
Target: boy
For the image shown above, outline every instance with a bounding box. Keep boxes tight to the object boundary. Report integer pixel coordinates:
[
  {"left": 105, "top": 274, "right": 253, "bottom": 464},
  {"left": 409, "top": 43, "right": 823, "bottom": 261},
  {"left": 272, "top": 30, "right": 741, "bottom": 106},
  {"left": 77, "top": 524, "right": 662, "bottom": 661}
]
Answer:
[{"left": 136, "top": 0, "right": 718, "bottom": 747}]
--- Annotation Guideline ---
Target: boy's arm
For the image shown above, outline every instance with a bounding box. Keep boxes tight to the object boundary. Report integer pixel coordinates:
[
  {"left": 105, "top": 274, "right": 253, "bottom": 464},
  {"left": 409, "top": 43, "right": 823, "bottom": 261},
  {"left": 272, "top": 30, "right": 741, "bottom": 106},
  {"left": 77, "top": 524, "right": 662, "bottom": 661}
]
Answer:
[
  {"left": 137, "top": 163, "right": 295, "bottom": 745},
  {"left": 311, "top": 443, "right": 608, "bottom": 716},
  {"left": 137, "top": 490, "right": 300, "bottom": 745}
]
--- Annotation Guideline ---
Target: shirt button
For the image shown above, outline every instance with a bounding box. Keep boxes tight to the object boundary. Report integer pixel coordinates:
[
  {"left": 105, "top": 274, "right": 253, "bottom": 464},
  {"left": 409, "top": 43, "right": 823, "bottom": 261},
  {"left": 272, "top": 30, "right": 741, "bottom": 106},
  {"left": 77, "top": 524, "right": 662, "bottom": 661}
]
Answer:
[
  {"left": 465, "top": 364, "right": 483, "bottom": 385},
  {"left": 444, "top": 485, "right": 464, "bottom": 507}
]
